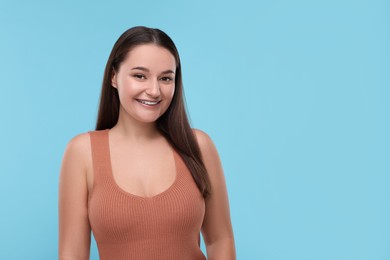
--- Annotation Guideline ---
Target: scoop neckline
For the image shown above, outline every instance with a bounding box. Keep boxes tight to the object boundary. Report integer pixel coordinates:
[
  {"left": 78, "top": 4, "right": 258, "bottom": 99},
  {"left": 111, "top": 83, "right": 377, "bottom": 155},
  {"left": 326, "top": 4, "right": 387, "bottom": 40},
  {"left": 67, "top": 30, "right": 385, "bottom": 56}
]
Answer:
[{"left": 104, "top": 128, "right": 180, "bottom": 201}]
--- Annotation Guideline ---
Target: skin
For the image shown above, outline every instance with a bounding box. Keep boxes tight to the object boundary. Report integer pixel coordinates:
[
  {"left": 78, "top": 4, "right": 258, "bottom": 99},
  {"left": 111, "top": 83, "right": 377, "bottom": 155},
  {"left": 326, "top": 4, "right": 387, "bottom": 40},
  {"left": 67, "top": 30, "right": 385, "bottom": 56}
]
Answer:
[{"left": 58, "top": 44, "right": 236, "bottom": 259}]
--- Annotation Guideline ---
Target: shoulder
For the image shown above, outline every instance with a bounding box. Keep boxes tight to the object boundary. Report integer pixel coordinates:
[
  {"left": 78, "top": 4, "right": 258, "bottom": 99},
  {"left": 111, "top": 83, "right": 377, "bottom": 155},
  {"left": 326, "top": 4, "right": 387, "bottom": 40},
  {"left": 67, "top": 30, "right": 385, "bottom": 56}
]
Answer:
[
  {"left": 62, "top": 132, "right": 92, "bottom": 169},
  {"left": 192, "top": 128, "right": 220, "bottom": 164},
  {"left": 192, "top": 128, "right": 210, "bottom": 142},
  {"left": 192, "top": 128, "right": 214, "bottom": 150},
  {"left": 65, "top": 132, "right": 91, "bottom": 154}
]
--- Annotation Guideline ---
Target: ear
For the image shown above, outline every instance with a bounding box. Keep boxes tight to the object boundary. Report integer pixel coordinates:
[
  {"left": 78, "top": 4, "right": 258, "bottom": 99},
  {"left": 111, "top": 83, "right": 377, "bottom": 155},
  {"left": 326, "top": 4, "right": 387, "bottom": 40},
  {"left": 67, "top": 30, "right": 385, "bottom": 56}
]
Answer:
[{"left": 111, "top": 69, "right": 118, "bottom": 88}]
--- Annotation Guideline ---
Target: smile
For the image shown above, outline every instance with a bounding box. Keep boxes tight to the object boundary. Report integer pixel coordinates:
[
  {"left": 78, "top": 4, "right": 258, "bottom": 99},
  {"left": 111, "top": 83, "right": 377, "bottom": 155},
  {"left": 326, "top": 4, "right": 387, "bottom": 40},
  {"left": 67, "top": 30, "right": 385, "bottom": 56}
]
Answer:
[{"left": 136, "top": 99, "right": 161, "bottom": 106}]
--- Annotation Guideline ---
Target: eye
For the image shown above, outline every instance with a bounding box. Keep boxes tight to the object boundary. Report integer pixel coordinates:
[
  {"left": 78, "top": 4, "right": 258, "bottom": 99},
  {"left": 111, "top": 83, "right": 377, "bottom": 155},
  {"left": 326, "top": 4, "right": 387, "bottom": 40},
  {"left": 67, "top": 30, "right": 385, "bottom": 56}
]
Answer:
[
  {"left": 134, "top": 74, "right": 146, "bottom": 80},
  {"left": 160, "top": 76, "right": 173, "bottom": 82}
]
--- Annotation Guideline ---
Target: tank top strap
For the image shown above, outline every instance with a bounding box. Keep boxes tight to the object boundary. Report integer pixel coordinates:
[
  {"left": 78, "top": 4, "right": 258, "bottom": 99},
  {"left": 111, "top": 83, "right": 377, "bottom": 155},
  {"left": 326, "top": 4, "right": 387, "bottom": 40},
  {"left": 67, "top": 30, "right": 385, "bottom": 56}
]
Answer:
[{"left": 88, "top": 129, "right": 111, "bottom": 182}]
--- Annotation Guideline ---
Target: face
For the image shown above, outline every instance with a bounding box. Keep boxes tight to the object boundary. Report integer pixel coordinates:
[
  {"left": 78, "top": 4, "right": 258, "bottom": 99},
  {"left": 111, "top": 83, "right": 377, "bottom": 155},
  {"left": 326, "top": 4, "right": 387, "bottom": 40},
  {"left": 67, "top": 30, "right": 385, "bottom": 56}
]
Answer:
[{"left": 111, "top": 44, "right": 176, "bottom": 124}]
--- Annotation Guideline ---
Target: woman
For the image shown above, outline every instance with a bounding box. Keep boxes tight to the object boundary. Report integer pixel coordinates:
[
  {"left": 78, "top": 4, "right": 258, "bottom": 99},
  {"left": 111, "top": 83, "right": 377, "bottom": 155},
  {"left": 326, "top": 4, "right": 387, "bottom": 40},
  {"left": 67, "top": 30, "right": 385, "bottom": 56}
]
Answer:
[{"left": 59, "top": 26, "right": 235, "bottom": 260}]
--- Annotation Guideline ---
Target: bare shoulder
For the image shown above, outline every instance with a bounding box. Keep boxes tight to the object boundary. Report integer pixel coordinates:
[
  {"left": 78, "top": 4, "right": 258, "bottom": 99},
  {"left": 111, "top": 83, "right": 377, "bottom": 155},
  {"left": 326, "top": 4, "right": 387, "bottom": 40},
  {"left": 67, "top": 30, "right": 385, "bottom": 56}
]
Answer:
[
  {"left": 192, "top": 128, "right": 220, "bottom": 166},
  {"left": 65, "top": 132, "right": 91, "bottom": 158},
  {"left": 192, "top": 128, "right": 214, "bottom": 148},
  {"left": 192, "top": 127, "right": 210, "bottom": 147},
  {"left": 61, "top": 132, "right": 92, "bottom": 172}
]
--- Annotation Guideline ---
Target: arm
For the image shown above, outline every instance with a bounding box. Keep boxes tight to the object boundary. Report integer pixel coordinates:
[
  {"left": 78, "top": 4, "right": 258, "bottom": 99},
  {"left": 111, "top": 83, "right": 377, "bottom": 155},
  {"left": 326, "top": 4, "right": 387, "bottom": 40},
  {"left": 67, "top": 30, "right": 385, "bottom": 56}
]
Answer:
[
  {"left": 58, "top": 134, "right": 91, "bottom": 260},
  {"left": 194, "top": 129, "right": 236, "bottom": 260}
]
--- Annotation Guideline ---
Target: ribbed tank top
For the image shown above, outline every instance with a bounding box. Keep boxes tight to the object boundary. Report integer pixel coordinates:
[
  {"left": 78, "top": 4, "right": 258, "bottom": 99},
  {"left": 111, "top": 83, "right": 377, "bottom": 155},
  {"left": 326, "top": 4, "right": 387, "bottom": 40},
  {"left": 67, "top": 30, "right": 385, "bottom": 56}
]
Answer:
[{"left": 87, "top": 129, "right": 206, "bottom": 260}]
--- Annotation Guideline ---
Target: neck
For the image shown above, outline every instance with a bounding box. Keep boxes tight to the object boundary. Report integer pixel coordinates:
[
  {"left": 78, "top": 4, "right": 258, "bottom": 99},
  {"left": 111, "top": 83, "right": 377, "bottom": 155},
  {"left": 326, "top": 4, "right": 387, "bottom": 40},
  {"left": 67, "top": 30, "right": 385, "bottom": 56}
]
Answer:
[{"left": 110, "top": 111, "right": 161, "bottom": 142}]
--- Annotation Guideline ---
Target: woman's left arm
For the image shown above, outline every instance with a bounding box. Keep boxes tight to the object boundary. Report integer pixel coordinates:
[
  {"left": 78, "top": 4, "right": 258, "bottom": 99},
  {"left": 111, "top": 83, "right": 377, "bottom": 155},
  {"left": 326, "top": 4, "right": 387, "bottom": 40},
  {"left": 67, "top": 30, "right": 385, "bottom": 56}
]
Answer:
[{"left": 194, "top": 129, "right": 236, "bottom": 260}]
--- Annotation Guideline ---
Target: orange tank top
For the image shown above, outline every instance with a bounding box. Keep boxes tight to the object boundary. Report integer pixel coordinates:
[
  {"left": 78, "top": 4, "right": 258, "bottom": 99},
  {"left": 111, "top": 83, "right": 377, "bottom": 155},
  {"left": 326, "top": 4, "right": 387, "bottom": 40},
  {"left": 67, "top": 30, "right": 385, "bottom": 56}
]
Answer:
[{"left": 88, "top": 129, "right": 206, "bottom": 260}]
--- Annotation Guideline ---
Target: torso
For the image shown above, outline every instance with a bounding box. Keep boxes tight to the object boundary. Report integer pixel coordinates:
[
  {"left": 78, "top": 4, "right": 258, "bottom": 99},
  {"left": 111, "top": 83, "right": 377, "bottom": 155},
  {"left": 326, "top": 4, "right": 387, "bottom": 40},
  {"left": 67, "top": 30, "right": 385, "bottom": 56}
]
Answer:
[{"left": 85, "top": 129, "right": 207, "bottom": 260}]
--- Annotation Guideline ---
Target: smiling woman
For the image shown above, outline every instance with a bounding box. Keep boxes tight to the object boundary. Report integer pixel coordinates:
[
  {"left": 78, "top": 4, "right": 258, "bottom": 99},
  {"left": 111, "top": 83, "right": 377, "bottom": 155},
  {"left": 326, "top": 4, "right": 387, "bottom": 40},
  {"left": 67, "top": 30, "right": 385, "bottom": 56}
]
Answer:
[
  {"left": 111, "top": 44, "right": 176, "bottom": 124},
  {"left": 58, "top": 26, "right": 236, "bottom": 260}
]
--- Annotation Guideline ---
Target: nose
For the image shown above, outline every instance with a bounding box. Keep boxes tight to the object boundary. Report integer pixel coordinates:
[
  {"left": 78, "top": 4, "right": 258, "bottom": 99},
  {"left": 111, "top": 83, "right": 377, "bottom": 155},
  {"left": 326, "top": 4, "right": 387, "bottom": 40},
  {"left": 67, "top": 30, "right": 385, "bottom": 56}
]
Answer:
[{"left": 145, "top": 78, "right": 160, "bottom": 98}]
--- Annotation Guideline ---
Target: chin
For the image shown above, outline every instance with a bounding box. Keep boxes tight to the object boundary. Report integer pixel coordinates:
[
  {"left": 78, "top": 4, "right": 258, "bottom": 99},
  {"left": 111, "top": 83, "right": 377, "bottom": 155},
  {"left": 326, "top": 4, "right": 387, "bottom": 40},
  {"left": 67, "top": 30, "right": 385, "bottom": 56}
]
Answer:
[
  {"left": 134, "top": 109, "right": 168, "bottom": 124},
  {"left": 135, "top": 115, "right": 162, "bottom": 124}
]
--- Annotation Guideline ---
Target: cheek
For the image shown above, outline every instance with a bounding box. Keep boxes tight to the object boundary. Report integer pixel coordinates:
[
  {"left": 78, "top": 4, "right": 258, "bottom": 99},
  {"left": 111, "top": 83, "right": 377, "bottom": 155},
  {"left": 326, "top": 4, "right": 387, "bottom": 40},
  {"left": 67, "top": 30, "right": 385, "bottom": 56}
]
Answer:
[
  {"left": 164, "top": 89, "right": 175, "bottom": 112},
  {"left": 160, "top": 86, "right": 175, "bottom": 110},
  {"left": 166, "top": 85, "right": 175, "bottom": 100},
  {"left": 118, "top": 81, "right": 139, "bottom": 97}
]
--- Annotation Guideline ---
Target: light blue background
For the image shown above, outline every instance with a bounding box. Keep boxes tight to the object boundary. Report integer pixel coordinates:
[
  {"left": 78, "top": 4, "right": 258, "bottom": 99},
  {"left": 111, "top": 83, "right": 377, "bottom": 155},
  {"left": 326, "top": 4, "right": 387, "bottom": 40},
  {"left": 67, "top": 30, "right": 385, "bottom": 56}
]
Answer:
[{"left": 0, "top": 0, "right": 389, "bottom": 259}]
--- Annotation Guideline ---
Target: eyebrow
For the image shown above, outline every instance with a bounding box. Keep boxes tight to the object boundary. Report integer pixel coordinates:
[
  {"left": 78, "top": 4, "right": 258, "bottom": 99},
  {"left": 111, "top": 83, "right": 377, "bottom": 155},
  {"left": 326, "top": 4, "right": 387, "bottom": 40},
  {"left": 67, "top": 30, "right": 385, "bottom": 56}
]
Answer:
[{"left": 131, "top": 66, "right": 175, "bottom": 74}]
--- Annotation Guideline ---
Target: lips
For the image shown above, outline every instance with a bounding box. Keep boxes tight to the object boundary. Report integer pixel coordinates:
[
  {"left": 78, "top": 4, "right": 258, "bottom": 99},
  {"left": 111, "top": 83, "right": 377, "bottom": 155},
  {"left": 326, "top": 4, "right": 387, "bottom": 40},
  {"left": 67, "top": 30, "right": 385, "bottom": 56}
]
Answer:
[{"left": 136, "top": 99, "right": 161, "bottom": 106}]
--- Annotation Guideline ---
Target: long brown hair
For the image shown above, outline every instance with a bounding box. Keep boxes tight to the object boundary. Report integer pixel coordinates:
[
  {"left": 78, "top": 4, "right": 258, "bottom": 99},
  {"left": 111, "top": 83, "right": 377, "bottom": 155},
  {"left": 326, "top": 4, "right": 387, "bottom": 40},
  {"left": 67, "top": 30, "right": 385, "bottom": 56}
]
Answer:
[{"left": 95, "top": 26, "right": 211, "bottom": 199}]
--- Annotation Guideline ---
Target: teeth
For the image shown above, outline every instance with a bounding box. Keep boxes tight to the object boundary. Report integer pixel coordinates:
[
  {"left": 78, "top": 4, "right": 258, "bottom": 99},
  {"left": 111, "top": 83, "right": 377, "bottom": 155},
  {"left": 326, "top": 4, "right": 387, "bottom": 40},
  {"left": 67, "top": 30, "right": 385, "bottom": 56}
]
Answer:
[{"left": 138, "top": 100, "right": 159, "bottom": 105}]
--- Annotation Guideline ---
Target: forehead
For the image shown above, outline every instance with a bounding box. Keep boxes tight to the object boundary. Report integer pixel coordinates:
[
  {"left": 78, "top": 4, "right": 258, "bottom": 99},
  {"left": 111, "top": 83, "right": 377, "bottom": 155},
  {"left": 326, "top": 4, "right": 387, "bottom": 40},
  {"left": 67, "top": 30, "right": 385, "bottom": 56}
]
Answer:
[{"left": 121, "top": 44, "right": 176, "bottom": 71}]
